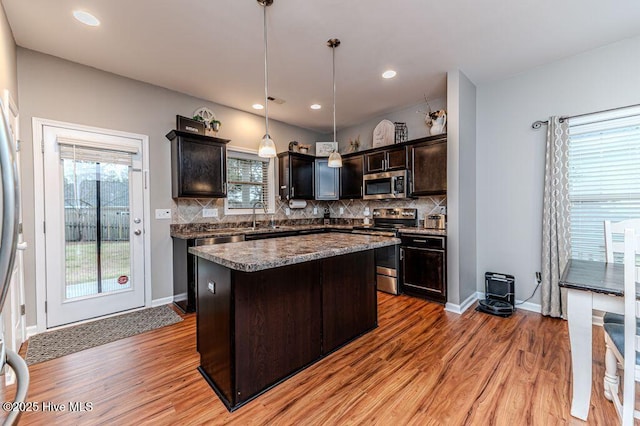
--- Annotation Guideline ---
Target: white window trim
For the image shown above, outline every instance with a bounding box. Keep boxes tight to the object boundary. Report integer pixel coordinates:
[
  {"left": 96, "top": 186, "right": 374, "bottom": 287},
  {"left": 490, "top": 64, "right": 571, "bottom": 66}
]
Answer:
[{"left": 224, "top": 146, "right": 276, "bottom": 216}]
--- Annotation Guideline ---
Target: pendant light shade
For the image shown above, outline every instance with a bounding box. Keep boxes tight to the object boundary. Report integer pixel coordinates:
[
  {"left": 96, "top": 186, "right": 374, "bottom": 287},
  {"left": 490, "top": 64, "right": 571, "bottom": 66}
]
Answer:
[
  {"left": 258, "top": 0, "right": 276, "bottom": 158},
  {"left": 259, "top": 134, "right": 277, "bottom": 157},
  {"left": 327, "top": 38, "right": 342, "bottom": 168}
]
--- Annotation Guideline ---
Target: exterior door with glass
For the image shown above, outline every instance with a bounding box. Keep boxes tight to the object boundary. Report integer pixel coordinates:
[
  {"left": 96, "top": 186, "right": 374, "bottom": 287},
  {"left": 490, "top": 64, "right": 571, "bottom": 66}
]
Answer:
[{"left": 42, "top": 123, "right": 145, "bottom": 328}]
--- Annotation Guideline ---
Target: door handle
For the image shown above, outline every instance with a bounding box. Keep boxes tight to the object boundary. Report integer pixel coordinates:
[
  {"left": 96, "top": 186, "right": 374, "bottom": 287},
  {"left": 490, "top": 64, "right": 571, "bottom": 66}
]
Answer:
[{"left": 134, "top": 229, "right": 142, "bottom": 236}]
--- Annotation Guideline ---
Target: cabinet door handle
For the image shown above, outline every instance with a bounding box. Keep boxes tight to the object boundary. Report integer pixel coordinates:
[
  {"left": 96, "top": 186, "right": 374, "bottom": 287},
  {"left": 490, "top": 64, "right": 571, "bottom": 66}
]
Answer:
[
  {"left": 413, "top": 239, "right": 427, "bottom": 243},
  {"left": 360, "top": 185, "right": 363, "bottom": 197},
  {"left": 400, "top": 248, "right": 404, "bottom": 260},
  {"left": 223, "top": 182, "right": 227, "bottom": 194},
  {"left": 291, "top": 186, "right": 295, "bottom": 198}
]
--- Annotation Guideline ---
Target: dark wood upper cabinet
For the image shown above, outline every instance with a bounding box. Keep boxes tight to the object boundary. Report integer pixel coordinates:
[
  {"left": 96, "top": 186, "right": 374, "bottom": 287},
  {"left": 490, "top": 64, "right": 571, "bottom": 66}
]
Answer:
[
  {"left": 278, "top": 152, "right": 315, "bottom": 200},
  {"left": 364, "top": 146, "right": 407, "bottom": 174},
  {"left": 166, "top": 130, "right": 229, "bottom": 199},
  {"left": 410, "top": 138, "right": 447, "bottom": 196},
  {"left": 339, "top": 154, "right": 363, "bottom": 199}
]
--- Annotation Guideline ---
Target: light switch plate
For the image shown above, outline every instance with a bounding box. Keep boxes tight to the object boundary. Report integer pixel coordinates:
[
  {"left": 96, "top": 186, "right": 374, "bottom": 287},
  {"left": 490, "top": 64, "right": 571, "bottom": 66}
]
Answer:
[
  {"left": 285, "top": 208, "right": 291, "bottom": 216},
  {"left": 339, "top": 207, "right": 344, "bottom": 215},
  {"left": 364, "top": 207, "right": 370, "bottom": 216},
  {"left": 313, "top": 207, "right": 318, "bottom": 215},
  {"left": 155, "top": 209, "right": 171, "bottom": 219},
  {"left": 202, "top": 208, "right": 218, "bottom": 218}
]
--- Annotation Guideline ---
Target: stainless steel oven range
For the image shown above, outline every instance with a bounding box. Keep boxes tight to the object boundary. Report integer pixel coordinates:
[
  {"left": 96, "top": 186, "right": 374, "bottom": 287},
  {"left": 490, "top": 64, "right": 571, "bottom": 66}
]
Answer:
[{"left": 352, "top": 208, "right": 418, "bottom": 295}]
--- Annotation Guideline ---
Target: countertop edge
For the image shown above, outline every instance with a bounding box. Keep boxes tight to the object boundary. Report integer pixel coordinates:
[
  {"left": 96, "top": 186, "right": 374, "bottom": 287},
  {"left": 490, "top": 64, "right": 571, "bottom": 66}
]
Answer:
[{"left": 189, "top": 236, "right": 400, "bottom": 272}]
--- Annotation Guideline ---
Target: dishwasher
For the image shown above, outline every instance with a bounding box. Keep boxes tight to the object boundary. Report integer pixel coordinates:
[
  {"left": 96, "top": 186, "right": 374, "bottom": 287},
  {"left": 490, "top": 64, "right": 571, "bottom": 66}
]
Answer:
[{"left": 172, "top": 234, "right": 244, "bottom": 313}]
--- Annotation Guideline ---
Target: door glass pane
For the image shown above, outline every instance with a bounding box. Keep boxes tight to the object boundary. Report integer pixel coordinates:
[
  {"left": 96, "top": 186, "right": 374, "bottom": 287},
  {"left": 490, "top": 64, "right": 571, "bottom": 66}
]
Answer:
[{"left": 63, "top": 159, "right": 131, "bottom": 300}]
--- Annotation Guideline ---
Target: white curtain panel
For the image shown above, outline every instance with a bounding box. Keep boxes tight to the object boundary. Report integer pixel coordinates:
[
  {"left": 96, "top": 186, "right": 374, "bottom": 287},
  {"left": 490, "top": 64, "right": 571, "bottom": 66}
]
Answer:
[{"left": 541, "top": 117, "right": 571, "bottom": 318}]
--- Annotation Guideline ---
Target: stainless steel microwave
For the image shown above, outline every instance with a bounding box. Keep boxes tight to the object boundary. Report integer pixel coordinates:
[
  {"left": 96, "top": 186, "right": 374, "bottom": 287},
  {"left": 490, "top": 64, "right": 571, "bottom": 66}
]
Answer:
[{"left": 363, "top": 170, "right": 409, "bottom": 200}]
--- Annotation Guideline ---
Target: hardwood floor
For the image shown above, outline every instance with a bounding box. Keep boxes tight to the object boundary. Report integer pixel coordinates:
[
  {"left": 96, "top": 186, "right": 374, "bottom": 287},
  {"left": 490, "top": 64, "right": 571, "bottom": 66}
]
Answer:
[{"left": 1, "top": 293, "right": 617, "bottom": 425}]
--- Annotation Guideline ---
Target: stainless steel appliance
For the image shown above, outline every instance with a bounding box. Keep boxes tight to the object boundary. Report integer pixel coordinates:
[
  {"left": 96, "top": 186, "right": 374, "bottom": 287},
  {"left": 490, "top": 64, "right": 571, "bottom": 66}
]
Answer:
[
  {"left": 352, "top": 208, "right": 418, "bottom": 295},
  {"left": 362, "top": 169, "right": 409, "bottom": 200},
  {"left": 0, "top": 99, "right": 29, "bottom": 425},
  {"left": 424, "top": 213, "right": 446, "bottom": 230}
]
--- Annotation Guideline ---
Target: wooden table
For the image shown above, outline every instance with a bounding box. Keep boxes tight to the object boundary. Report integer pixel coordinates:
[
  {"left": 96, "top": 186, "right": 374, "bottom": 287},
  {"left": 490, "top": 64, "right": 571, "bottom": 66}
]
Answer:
[{"left": 559, "top": 259, "right": 624, "bottom": 420}]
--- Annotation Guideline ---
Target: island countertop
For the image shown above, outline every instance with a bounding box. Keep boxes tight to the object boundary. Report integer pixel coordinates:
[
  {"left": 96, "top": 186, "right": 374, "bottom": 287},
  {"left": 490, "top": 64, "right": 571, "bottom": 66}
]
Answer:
[{"left": 189, "top": 233, "right": 400, "bottom": 272}]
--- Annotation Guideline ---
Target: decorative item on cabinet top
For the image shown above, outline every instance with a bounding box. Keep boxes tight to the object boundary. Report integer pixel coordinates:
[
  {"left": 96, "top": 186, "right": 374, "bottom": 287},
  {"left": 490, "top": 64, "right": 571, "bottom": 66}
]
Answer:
[
  {"left": 427, "top": 110, "right": 447, "bottom": 136},
  {"left": 316, "top": 142, "right": 338, "bottom": 157},
  {"left": 372, "top": 119, "right": 395, "bottom": 147},
  {"left": 176, "top": 115, "right": 205, "bottom": 135},
  {"left": 193, "top": 107, "right": 221, "bottom": 136}
]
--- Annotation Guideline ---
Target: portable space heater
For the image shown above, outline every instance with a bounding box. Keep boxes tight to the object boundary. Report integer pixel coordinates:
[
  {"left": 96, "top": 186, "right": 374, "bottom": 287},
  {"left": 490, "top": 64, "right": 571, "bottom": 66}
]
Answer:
[{"left": 476, "top": 272, "right": 515, "bottom": 317}]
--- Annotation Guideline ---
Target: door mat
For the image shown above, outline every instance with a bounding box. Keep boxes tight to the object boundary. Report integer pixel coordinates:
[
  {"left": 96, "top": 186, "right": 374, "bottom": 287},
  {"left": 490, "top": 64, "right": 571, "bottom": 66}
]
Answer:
[{"left": 25, "top": 305, "right": 183, "bottom": 365}]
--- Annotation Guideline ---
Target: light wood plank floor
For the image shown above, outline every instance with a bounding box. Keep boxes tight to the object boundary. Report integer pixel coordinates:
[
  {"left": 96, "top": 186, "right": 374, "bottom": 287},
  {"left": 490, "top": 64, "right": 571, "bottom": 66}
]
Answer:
[{"left": 1, "top": 293, "right": 617, "bottom": 425}]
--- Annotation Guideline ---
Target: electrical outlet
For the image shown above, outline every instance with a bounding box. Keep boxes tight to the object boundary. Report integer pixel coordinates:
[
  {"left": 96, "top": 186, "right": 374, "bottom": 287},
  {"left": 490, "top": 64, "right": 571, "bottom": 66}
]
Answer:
[
  {"left": 364, "top": 207, "right": 370, "bottom": 216},
  {"left": 436, "top": 206, "right": 447, "bottom": 215},
  {"left": 202, "top": 208, "right": 218, "bottom": 218},
  {"left": 285, "top": 208, "right": 291, "bottom": 216},
  {"left": 339, "top": 207, "right": 344, "bottom": 215},
  {"left": 313, "top": 207, "right": 318, "bottom": 215},
  {"left": 155, "top": 209, "right": 171, "bottom": 219}
]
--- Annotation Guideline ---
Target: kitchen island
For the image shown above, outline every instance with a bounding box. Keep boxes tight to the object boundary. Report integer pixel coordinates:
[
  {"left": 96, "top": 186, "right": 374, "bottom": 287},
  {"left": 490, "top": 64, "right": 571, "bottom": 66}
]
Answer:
[{"left": 190, "top": 233, "right": 399, "bottom": 411}]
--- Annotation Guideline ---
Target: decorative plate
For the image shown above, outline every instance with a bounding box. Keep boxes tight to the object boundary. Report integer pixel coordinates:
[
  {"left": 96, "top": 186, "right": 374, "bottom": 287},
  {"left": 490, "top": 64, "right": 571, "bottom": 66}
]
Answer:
[
  {"left": 372, "top": 119, "right": 395, "bottom": 147},
  {"left": 193, "top": 106, "right": 216, "bottom": 125}
]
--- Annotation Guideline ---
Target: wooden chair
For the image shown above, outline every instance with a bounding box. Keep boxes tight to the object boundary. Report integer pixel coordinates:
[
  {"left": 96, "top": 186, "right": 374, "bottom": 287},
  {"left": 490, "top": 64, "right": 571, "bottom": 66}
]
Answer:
[{"left": 603, "top": 228, "right": 640, "bottom": 424}]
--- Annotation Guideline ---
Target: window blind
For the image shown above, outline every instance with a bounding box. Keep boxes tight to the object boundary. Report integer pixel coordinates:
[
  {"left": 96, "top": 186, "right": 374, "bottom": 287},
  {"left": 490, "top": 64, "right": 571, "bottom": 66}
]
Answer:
[
  {"left": 58, "top": 137, "right": 136, "bottom": 166},
  {"left": 568, "top": 106, "right": 640, "bottom": 261},
  {"left": 226, "top": 155, "right": 270, "bottom": 209}
]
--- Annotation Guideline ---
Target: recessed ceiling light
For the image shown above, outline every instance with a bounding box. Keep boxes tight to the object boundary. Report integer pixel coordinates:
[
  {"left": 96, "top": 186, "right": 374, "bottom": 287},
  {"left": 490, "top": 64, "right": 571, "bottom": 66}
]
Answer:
[
  {"left": 252, "top": 104, "right": 264, "bottom": 110},
  {"left": 310, "top": 104, "right": 321, "bottom": 110},
  {"left": 73, "top": 10, "right": 100, "bottom": 27},
  {"left": 382, "top": 70, "right": 397, "bottom": 79}
]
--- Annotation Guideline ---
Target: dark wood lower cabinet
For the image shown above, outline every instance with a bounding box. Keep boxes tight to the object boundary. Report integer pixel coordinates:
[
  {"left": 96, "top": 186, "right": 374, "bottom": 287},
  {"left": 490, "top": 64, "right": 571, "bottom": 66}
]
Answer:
[
  {"left": 197, "top": 250, "right": 377, "bottom": 411},
  {"left": 323, "top": 250, "right": 376, "bottom": 353}
]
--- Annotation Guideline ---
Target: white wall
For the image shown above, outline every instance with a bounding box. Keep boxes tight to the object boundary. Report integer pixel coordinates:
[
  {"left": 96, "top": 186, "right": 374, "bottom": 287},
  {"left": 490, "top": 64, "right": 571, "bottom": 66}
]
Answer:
[
  {"left": 476, "top": 35, "right": 640, "bottom": 308},
  {"left": 17, "top": 48, "right": 324, "bottom": 326},
  {"left": 0, "top": 4, "right": 17, "bottom": 104}
]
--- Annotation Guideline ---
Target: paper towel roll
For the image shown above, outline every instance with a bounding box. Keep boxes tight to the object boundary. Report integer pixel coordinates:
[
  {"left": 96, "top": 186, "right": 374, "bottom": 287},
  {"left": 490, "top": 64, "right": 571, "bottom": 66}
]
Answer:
[{"left": 288, "top": 200, "right": 307, "bottom": 209}]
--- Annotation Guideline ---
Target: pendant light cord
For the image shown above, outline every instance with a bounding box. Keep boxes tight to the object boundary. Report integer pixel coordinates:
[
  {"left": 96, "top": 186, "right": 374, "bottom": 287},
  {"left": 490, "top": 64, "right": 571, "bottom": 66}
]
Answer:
[
  {"left": 332, "top": 44, "right": 336, "bottom": 143},
  {"left": 263, "top": 4, "right": 270, "bottom": 139}
]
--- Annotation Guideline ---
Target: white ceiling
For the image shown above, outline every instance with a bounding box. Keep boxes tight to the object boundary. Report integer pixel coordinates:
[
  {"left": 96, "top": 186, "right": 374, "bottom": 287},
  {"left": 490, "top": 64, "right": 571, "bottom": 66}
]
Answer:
[{"left": 4, "top": 0, "right": 640, "bottom": 133}]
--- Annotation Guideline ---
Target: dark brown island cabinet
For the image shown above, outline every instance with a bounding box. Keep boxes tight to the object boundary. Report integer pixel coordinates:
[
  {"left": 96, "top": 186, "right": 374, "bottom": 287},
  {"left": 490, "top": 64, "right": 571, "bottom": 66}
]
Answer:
[
  {"left": 278, "top": 151, "right": 315, "bottom": 200},
  {"left": 166, "top": 130, "right": 229, "bottom": 199},
  {"left": 196, "top": 250, "right": 376, "bottom": 411}
]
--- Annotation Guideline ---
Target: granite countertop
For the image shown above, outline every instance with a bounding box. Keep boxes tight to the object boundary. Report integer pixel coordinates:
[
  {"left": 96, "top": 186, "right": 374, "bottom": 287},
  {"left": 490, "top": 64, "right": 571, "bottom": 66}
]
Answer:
[
  {"left": 171, "top": 224, "right": 352, "bottom": 240},
  {"left": 171, "top": 223, "right": 445, "bottom": 239},
  {"left": 189, "top": 233, "right": 400, "bottom": 272}
]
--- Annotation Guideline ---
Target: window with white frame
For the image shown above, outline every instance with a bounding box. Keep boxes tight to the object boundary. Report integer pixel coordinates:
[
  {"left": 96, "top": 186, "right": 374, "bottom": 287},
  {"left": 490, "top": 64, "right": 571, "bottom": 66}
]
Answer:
[
  {"left": 567, "top": 106, "right": 640, "bottom": 261},
  {"left": 224, "top": 147, "right": 275, "bottom": 215}
]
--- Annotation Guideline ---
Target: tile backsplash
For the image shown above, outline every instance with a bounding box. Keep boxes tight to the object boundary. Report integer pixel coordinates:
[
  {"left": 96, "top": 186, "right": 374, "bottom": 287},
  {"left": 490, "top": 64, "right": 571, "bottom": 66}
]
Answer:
[{"left": 172, "top": 196, "right": 446, "bottom": 226}]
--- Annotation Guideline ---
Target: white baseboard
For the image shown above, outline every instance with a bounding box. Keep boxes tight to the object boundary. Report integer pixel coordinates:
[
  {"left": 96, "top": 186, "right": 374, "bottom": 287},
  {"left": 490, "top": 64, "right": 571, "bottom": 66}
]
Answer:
[
  {"left": 445, "top": 292, "right": 478, "bottom": 314},
  {"left": 151, "top": 296, "right": 174, "bottom": 308},
  {"left": 26, "top": 325, "right": 38, "bottom": 339}
]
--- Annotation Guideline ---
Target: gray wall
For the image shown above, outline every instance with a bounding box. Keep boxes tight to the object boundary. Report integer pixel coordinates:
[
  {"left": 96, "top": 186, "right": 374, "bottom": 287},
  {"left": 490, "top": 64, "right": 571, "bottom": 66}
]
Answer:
[
  {"left": 476, "top": 35, "right": 640, "bottom": 308},
  {"left": 0, "top": 4, "right": 17, "bottom": 104},
  {"left": 337, "top": 98, "right": 447, "bottom": 152},
  {"left": 17, "top": 48, "right": 324, "bottom": 326},
  {"left": 447, "top": 69, "right": 477, "bottom": 307}
]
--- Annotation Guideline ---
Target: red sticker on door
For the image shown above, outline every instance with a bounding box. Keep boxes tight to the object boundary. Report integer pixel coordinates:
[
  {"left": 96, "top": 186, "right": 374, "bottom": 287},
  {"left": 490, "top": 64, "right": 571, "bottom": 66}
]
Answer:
[{"left": 117, "top": 275, "right": 129, "bottom": 285}]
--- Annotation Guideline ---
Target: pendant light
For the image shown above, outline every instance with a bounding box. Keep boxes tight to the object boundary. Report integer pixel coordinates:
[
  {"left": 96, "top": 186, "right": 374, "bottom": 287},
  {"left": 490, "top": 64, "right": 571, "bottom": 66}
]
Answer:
[
  {"left": 257, "top": 0, "right": 276, "bottom": 158},
  {"left": 327, "top": 38, "right": 342, "bottom": 168}
]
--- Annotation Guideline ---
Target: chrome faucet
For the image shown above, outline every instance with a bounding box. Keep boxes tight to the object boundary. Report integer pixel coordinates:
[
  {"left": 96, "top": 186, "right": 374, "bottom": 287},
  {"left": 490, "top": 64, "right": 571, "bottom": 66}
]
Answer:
[{"left": 252, "top": 201, "right": 268, "bottom": 230}]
